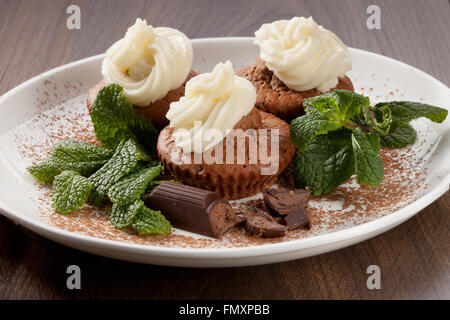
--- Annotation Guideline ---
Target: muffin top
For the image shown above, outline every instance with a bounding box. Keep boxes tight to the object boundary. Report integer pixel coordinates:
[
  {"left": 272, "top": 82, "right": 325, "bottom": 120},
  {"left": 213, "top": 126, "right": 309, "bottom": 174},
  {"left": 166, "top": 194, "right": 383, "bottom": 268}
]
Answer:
[
  {"left": 102, "top": 18, "right": 193, "bottom": 106},
  {"left": 166, "top": 61, "right": 257, "bottom": 153},
  {"left": 254, "top": 16, "right": 351, "bottom": 93}
]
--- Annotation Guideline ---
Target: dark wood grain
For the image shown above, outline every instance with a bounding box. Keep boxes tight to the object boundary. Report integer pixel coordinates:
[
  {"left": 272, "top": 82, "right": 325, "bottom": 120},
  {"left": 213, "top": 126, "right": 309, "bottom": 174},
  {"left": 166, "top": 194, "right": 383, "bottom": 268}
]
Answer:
[{"left": 0, "top": 0, "right": 449, "bottom": 300}]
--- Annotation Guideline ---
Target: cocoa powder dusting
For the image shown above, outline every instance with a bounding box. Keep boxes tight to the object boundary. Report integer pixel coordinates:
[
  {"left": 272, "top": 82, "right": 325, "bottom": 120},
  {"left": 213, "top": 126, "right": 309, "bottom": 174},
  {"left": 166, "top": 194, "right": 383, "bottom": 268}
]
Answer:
[{"left": 4, "top": 85, "right": 440, "bottom": 249}]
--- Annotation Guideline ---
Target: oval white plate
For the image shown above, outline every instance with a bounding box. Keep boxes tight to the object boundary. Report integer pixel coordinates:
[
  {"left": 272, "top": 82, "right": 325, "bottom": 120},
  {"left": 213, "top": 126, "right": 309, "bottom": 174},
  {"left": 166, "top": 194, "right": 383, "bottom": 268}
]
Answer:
[{"left": 0, "top": 38, "right": 449, "bottom": 267}]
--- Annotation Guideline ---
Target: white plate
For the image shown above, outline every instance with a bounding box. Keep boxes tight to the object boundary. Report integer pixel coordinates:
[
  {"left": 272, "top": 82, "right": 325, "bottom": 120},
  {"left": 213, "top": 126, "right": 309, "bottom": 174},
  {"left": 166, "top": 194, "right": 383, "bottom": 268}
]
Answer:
[{"left": 0, "top": 38, "right": 449, "bottom": 267}]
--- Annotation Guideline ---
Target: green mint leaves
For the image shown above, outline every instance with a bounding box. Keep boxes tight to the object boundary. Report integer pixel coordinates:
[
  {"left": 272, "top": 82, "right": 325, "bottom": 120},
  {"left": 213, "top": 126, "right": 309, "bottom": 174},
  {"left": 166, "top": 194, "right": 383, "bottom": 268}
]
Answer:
[
  {"left": 111, "top": 199, "right": 171, "bottom": 235},
  {"left": 27, "top": 84, "right": 172, "bottom": 235},
  {"left": 108, "top": 165, "right": 163, "bottom": 206},
  {"left": 30, "top": 139, "right": 170, "bottom": 234},
  {"left": 291, "top": 90, "right": 370, "bottom": 150},
  {"left": 304, "top": 90, "right": 370, "bottom": 124},
  {"left": 293, "top": 130, "right": 355, "bottom": 196},
  {"left": 90, "top": 83, "right": 158, "bottom": 152},
  {"left": 351, "top": 128, "right": 384, "bottom": 187},
  {"left": 379, "top": 124, "right": 417, "bottom": 148},
  {"left": 88, "top": 139, "right": 149, "bottom": 206},
  {"left": 27, "top": 140, "right": 113, "bottom": 183},
  {"left": 111, "top": 200, "right": 141, "bottom": 229},
  {"left": 375, "top": 101, "right": 448, "bottom": 132},
  {"left": 290, "top": 108, "right": 343, "bottom": 150},
  {"left": 360, "top": 104, "right": 392, "bottom": 135},
  {"left": 131, "top": 201, "right": 172, "bottom": 235},
  {"left": 291, "top": 90, "right": 448, "bottom": 195},
  {"left": 52, "top": 170, "right": 93, "bottom": 214}
]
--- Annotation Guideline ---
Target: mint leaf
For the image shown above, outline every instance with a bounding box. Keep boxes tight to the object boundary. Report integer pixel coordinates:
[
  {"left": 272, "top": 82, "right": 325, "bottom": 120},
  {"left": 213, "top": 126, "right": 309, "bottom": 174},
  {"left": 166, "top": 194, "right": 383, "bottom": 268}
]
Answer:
[
  {"left": 130, "top": 200, "right": 172, "bottom": 235},
  {"left": 374, "top": 101, "right": 448, "bottom": 132},
  {"left": 304, "top": 90, "right": 370, "bottom": 123},
  {"left": 111, "top": 199, "right": 171, "bottom": 235},
  {"left": 51, "top": 140, "right": 114, "bottom": 170},
  {"left": 351, "top": 128, "right": 384, "bottom": 187},
  {"left": 293, "top": 130, "right": 355, "bottom": 196},
  {"left": 27, "top": 140, "right": 113, "bottom": 183},
  {"left": 379, "top": 124, "right": 417, "bottom": 148},
  {"left": 290, "top": 112, "right": 342, "bottom": 150},
  {"left": 88, "top": 139, "right": 149, "bottom": 206},
  {"left": 52, "top": 170, "right": 93, "bottom": 214},
  {"left": 90, "top": 84, "right": 158, "bottom": 152},
  {"left": 108, "top": 165, "right": 163, "bottom": 205},
  {"left": 361, "top": 105, "right": 392, "bottom": 135},
  {"left": 303, "top": 95, "right": 337, "bottom": 119},
  {"left": 27, "top": 160, "right": 66, "bottom": 184},
  {"left": 331, "top": 90, "right": 371, "bottom": 121},
  {"left": 110, "top": 200, "right": 142, "bottom": 229}
]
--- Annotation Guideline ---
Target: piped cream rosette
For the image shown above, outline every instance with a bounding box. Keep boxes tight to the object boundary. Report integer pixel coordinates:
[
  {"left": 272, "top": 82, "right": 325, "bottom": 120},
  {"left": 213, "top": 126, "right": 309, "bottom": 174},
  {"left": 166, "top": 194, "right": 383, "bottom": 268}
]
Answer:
[
  {"left": 102, "top": 18, "right": 193, "bottom": 106},
  {"left": 255, "top": 16, "right": 351, "bottom": 93},
  {"left": 166, "top": 61, "right": 257, "bottom": 154}
]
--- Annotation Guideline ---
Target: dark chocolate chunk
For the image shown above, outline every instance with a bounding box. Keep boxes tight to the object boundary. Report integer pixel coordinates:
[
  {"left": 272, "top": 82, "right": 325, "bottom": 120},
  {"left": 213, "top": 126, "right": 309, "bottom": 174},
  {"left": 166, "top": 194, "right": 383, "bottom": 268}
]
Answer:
[
  {"left": 262, "top": 188, "right": 310, "bottom": 215},
  {"left": 143, "top": 182, "right": 244, "bottom": 238},
  {"left": 244, "top": 209, "right": 287, "bottom": 238},
  {"left": 283, "top": 208, "right": 311, "bottom": 230},
  {"left": 237, "top": 199, "right": 268, "bottom": 214}
]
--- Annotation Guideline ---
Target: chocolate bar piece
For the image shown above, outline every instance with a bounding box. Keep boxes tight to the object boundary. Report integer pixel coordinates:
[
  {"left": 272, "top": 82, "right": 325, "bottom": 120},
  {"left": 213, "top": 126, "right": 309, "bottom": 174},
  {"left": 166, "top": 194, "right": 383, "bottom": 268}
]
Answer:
[
  {"left": 244, "top": 209, "right": 287, "bottom": 238},
  {"left": 142, "top": 182, "right": 244, "bottom": 238},
  {"left": 284, "top": 208, "right": 311, "bottom": 230},
  {"left": 262, "top": 188, "right": 310, "bottom": 215}
]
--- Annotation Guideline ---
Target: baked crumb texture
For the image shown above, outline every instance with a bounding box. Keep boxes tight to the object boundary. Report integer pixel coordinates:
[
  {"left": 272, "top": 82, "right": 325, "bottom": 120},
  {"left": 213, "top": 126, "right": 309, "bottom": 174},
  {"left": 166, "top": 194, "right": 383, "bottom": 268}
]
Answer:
[
  {"left": 236, "top": 58, "right": 354, "bottom": 122},
  {"left": 157, "top": 109, "right": 296, "bottom": 199}
]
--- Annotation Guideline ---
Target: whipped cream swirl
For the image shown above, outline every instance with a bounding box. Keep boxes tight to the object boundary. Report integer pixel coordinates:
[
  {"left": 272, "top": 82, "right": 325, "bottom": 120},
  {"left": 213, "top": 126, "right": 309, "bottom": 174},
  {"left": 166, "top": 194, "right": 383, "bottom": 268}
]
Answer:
[
  {"left": 166, "top": 61, "right": 257, "bottom": 153},
  {"left": 102, "top": 18, "right": 193, "bottom": 106},
  {"left": 254, "top": 16, "right": 351, "bottom": 93}
]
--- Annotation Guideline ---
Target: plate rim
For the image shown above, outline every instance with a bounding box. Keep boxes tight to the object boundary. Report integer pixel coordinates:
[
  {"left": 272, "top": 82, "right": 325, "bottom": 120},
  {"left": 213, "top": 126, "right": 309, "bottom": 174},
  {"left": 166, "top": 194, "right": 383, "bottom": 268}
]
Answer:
[{"left": 0, "top": 37, "right": 449, "bottom": 260}]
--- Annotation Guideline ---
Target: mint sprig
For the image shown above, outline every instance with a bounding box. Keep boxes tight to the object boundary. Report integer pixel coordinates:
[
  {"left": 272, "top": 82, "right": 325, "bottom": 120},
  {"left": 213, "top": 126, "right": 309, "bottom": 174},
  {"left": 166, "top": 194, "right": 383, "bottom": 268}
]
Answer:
[
  {"left": 27, "top": 83, "right": 172, "bottom": 235},
  {"left": 30, "top": 138, "right": 171, "bottom": 234},
  {"left": 291, "top": 90, "right": 448, "bottom": 195}
]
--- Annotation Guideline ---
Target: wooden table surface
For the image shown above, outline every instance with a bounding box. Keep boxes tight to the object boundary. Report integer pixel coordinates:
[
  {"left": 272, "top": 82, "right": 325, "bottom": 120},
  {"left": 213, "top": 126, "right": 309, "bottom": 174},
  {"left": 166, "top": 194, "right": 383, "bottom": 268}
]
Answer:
[{"left": 0, "top": 0, "right": 448, "bottom": 300}]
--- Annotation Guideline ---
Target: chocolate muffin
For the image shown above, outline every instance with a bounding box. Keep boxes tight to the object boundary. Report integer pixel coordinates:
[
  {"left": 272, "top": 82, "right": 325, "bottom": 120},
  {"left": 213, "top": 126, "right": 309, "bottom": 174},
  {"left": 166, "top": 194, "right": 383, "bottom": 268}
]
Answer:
[
  {"left": 237, "top": 58, "right": 354, "bottom": 123},
  {"left": 242, "top": 16, "right": 355, "bottom": 122},
  {"left": 158, "top": 108, "right": 296, "bottom": 199},
  {"left": 87, "top": 18, "right": 195, "bottom": 130},
  {"left": 86, "top": 70, "right": 198, "bottom": 130}
]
